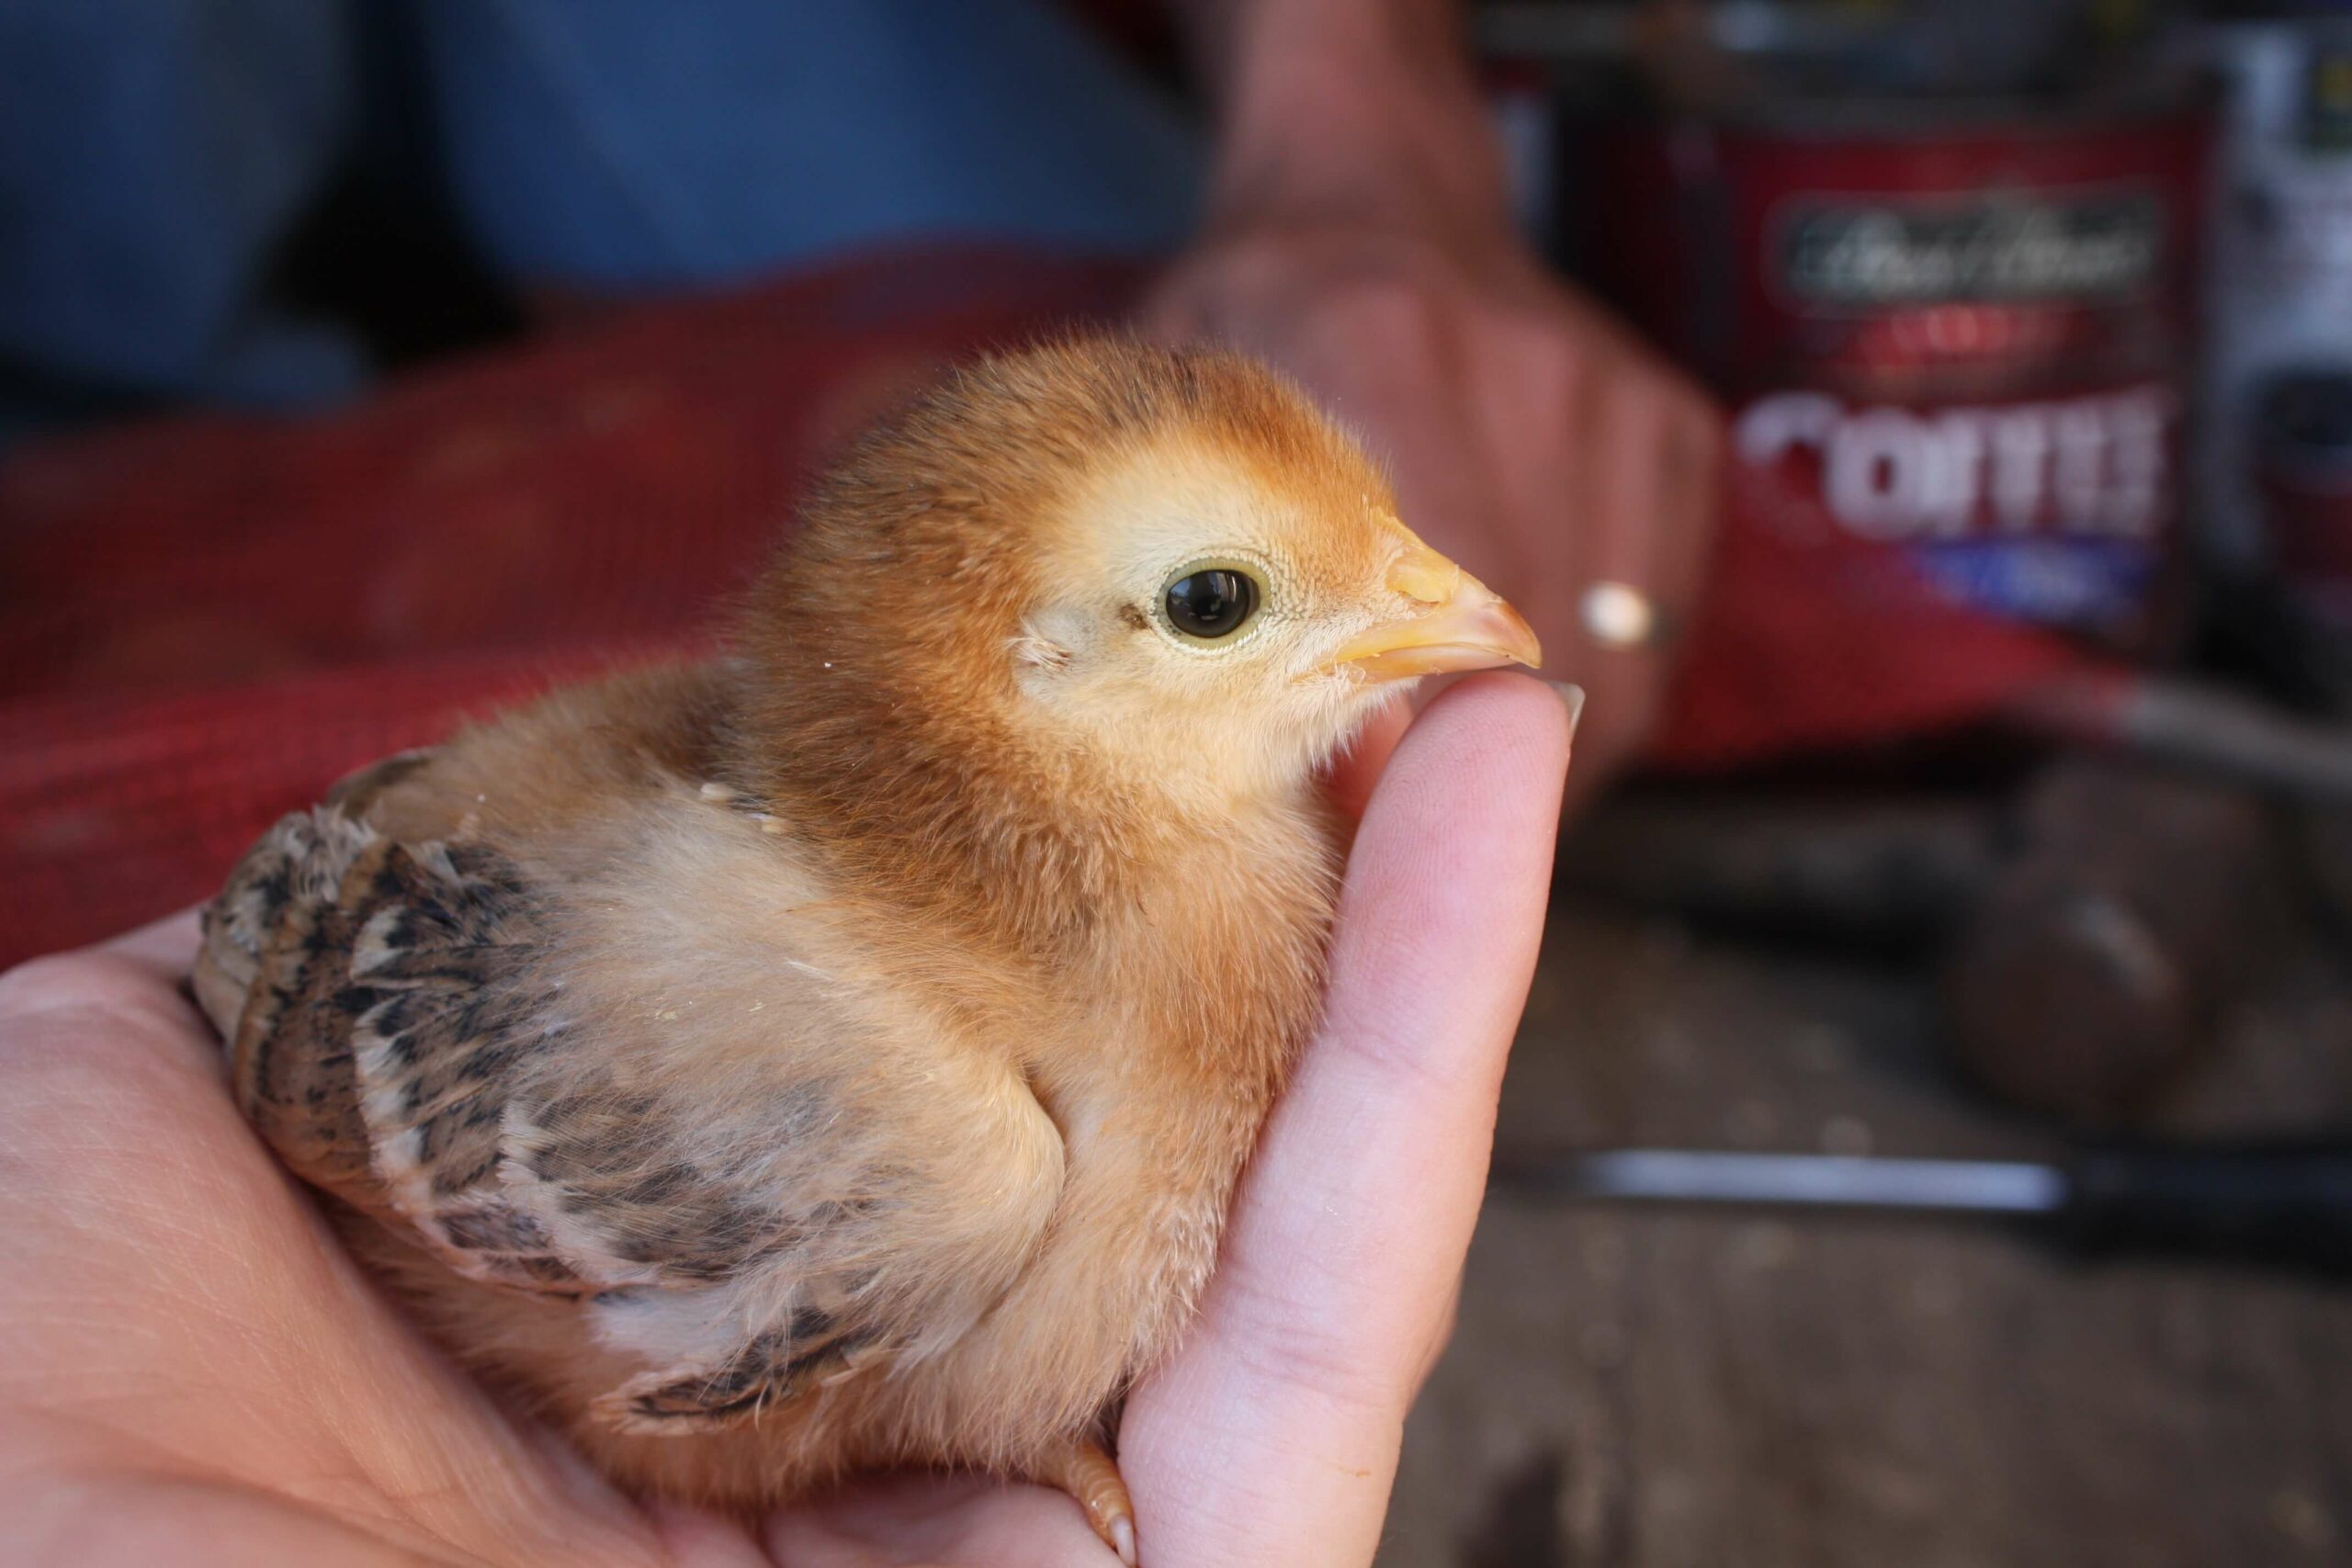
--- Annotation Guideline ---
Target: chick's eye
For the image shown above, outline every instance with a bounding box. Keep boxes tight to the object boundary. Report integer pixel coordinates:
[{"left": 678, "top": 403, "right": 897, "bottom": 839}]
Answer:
[{"left": 1162, "top": 568, "right": 1261, "bottom": 640}]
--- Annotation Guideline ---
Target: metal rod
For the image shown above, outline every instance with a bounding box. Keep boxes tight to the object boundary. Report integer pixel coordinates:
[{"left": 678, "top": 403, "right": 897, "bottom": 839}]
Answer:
[{"left": 1498, "top": 1150, "right": 2068, "bottom": 1216}]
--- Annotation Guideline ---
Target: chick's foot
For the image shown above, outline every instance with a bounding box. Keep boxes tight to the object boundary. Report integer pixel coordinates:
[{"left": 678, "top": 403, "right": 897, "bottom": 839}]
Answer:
[{"left": 1039, "top": 1438, "right": 1137, "bottom": 1564}]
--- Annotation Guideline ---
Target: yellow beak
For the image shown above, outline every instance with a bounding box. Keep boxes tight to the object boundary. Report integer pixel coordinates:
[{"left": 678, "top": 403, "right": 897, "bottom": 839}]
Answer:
[{"left": 1330, "top": 540, "right": 1544, "bottom": 682}]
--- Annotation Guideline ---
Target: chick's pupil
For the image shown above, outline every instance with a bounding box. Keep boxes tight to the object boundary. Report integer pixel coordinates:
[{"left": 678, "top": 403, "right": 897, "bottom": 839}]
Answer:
[{"left": 1164, "top": 569, "right": 1259, "bottom": 639}]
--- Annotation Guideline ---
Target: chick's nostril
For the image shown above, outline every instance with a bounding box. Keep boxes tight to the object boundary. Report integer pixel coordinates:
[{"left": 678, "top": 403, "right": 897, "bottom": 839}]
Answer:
[{"left": 1386, "top": 548, "right": 1464, "bottom": 606}]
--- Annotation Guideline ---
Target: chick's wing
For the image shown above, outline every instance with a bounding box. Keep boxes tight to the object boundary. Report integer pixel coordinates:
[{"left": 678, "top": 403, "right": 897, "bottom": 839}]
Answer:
[{"left": 195, "top": 762, "right": 1069, "bottom": 1429}]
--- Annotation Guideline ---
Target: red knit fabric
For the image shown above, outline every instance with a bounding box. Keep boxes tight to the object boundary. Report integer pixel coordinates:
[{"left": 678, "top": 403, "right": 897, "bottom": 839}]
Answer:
[{"left": 0, "top": 244, "right": 2082, "bottom": 965}]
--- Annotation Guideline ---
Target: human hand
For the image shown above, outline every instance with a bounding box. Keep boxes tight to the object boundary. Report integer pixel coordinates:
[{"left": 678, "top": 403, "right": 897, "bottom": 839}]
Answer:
[
  {"left": 1148, "top": 0, "right": 1722, "bottom": 809},
  {"left": 0, "top": 673, "right": 1568, "bottom": 1567}
]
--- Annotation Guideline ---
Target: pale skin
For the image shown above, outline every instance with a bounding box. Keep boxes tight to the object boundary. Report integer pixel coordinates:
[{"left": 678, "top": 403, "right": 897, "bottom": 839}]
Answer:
[
  {"left": 0, "top": 673, "right": 1570, "bottom": 1567},
  {"left": 1153, "top": 0, "right": 1724, "bottom": 809}
]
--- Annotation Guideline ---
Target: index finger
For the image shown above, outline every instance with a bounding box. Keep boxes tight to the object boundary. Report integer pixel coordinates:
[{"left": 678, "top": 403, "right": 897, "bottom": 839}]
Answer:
[
  {"left": 1119, "top": 672, "right": 1572, "bottom": 1567},
  {"left": 107, "top": 907, "right": 203, "bottom": 976},
  {"left": 0, "top": 908, "right": 208, "bottom": 1065}
]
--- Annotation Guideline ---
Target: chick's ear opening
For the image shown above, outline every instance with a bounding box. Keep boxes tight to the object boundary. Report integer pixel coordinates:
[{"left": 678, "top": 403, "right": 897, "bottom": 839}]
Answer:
[
  {"left": 1009, "top": 605, "right": 1091, "bottom": 681},
  {"left": 1010, "top": 634, "right": 1073, "bottom": 673}
]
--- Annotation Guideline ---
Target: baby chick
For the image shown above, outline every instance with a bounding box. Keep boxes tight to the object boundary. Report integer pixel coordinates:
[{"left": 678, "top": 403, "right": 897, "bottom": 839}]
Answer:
[{"left": 192, "top": 339, "right": 1539, "bottom": 1562}]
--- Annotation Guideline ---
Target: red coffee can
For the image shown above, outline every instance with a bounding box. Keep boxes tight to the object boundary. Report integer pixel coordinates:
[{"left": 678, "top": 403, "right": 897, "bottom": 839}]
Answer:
[
  {"left": 1584, "top": 90, "right": 2211, "bottom": 651},
  {"left": 1483, "top": 2, "right": 2214, "bottom": 656}
]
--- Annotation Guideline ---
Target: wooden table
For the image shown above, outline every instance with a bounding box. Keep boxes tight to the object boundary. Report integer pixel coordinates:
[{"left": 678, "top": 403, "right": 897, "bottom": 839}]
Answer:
[{"left": 1380, "top": 898, "right": 2352, "bottom": 1566}]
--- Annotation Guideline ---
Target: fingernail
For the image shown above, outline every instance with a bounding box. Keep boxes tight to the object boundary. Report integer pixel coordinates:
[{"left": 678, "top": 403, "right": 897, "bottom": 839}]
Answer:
[{"left": 1547, "top": 681, "right": 1586, "bottom": 743}]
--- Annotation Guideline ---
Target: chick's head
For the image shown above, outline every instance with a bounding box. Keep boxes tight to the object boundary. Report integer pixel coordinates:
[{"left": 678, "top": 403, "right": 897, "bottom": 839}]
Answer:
[{"left": 752, "top": 339, "right": 1540, "bottom": 813}]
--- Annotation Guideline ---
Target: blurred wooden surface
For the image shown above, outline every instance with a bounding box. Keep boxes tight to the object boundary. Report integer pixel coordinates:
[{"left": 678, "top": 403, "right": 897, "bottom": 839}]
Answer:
[{"left": 1380, "top": 897, "right": 2352, "bottom": 1567}]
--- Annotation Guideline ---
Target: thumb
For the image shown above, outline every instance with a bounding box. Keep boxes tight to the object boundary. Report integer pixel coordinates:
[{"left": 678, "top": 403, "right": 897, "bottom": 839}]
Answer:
[{"left": 1120, "top": 671, "right": 1572, "bottom": 1568}]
